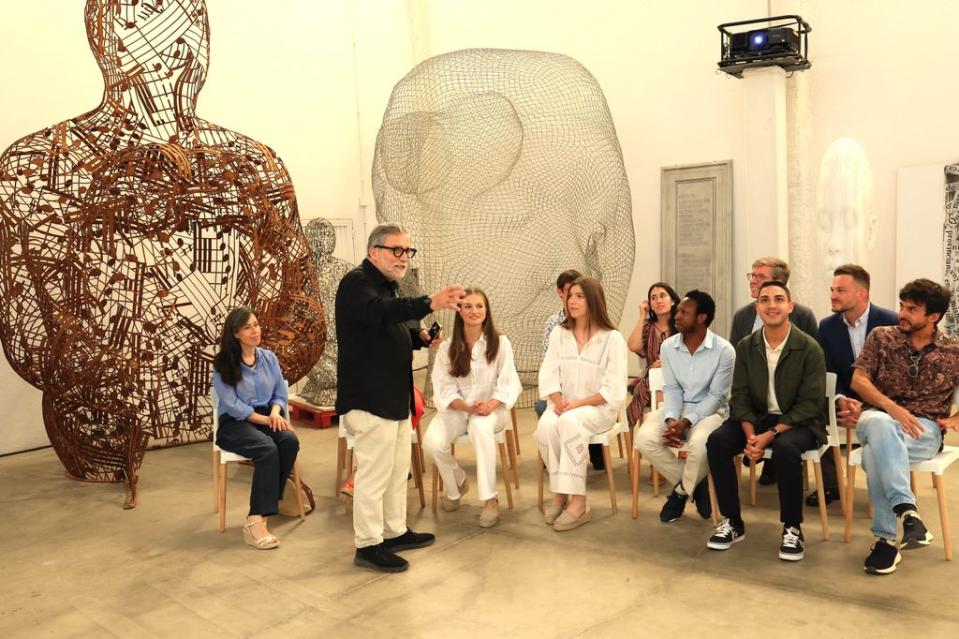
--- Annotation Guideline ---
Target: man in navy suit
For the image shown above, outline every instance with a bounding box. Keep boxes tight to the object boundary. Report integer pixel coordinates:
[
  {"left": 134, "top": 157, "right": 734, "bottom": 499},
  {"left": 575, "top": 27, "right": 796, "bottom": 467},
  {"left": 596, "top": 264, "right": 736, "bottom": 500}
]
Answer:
[{"left": 808, "top": 264, "right": 898, "bottom": 506}]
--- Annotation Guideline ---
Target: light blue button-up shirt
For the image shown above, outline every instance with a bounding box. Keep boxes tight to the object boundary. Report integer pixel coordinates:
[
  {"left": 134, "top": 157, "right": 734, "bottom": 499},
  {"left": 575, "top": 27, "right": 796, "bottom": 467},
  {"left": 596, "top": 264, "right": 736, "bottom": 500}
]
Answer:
[
  {"left": 661, "top": 329, "right": 736, "bottom": 426},
  {"left": 212, "top": 347, "right": 287, "bottom": 420}
]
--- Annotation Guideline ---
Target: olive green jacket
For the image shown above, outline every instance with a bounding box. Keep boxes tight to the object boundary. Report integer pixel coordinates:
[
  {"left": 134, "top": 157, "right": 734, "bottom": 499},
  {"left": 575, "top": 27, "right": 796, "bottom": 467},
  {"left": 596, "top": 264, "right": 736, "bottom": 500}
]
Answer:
[{"left": 729, "top": 325, "right": 827, "bottom": 444}]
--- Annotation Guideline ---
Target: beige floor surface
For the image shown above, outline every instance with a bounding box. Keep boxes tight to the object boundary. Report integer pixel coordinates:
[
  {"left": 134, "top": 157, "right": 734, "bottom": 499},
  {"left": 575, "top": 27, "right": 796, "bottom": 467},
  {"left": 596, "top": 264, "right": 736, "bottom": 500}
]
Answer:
[{"left": 2, "top": 408, "right": 958, "bottom": 638}]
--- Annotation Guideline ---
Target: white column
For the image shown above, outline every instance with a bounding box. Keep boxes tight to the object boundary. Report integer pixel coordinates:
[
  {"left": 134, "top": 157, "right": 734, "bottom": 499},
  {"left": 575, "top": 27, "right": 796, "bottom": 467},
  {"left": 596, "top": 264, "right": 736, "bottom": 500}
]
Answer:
[{"left": 738, "top": 66, "right": 789, "bottom": 306}]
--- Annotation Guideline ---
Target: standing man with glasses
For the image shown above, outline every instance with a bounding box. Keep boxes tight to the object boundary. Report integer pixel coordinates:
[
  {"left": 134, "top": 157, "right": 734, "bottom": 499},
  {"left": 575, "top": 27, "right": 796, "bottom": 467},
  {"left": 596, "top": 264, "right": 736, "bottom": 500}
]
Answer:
[
  {"left": 337, "top": 223, "right": 465, "bottom": 573},
  {"left": 730, "top": 257, "right": 818, "bottom": 487},
  {"left": 850, "top": 278, "right": 959, "bottom": 574}
]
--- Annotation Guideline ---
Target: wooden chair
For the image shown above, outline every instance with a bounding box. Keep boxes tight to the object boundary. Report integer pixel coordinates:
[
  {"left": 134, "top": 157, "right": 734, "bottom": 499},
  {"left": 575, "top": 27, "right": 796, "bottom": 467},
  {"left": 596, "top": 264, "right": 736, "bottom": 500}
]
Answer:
[
  {"left": 632, "top": 367, "right": 720, "bottom": 523},
  {"left": 745, "top": 372, "right": 844, "bottom": 540},
  {"left": 430, "top": 423, "right": 515, "bottom": 513},
  {"left": 538, "top": 405, "right": 629, "bottom": 514},
  {"left": 212, "top": 382, "right": 306, "bottom": 532},
  {"left": 844, "top": 436, "right": 959, "bottom": 560}
]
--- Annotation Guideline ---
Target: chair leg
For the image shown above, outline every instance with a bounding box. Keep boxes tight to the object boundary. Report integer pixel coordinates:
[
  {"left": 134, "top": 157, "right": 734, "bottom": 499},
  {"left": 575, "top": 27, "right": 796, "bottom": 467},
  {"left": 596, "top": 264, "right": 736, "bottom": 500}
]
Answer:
[
  {"left": 910, "top": 471, "right": 918, "bottom": 498},
  {"left": 803, "top": 459, "right": 809, "bottom": 492},
  {"left": 844, "top": 464, "right": 857, "bottom": 543},
  {"left": 631, "top": 449, "right": 641, "bottom": 519},
  {"left": 813, "top": 460, "right": 829, "bottom": 541},
  {"left": 617, "top": 433, "right": 625, "bottom": 459},
  {"left": 749, "top": 462, "right": 757, "bottom": 506},
  {"left": 506, "top": 430, "right": 519, "bottom": 488},
  {"left": 335, "top": 437, "right": 346, "bottom": 495},
  {"left": 603, "top": 444, "right": 617, "bottom": 514},
  {"left": 652, "top": 468, "right": 660, "bottom": 498},
  {"left": 411, "top": 443, "right": 425, "bottom": 509},
  {"left": 291, "top": 462, "right": 306, "bottom": 521},
  {"left": 707, "top": 471, "right": 720, "bottom": 525},
  {"left": 933, "top": 473, "right": 952, "bottom": 561},
  {"left": 510, "top": 407, "right": 521, "bottom": 456},
  {"left": 538, "top": 452, "right": 545, "bottom": 512},
  {"left": 498, "top": 442, "right": 514, "bottom": 510},
  {"left": 625, "top": 430, "right": 635, "bottom": 482},
  {"left": 832, "top": 446, "right": 848, "bottom": 518},
  {"left": 431, "top": 463, "right": 439, "bottom": 514},
  {"left": 217, "top": 462, "right": 227, "bottom": 533},
  {"left": 212, "top": 449, "right": 220, "bottom": 513},
  {"left": 734, "top": 456, "right": 742, "bottom": 479}
]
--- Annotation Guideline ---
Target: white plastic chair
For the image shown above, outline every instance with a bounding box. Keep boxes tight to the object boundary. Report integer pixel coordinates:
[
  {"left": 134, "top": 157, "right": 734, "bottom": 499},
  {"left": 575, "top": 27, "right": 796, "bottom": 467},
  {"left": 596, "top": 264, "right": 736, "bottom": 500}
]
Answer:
[
  {"left": 843, "top": 386, "right": 959, "bottom": 560},
  {"left": 632, "top": 367, "right": 721, "bottom": 523},
  {"left": 745, "top": 372, "right": 843, "bottom": 540},
  {"left": 537, "top": 404, "right": 629, "bottom": 514},
  {"left": 212, "top": 381, "right": 305, "bottom": 532},
  {"left": 430, "top": 419, "right": 516, "bottom": 513}
]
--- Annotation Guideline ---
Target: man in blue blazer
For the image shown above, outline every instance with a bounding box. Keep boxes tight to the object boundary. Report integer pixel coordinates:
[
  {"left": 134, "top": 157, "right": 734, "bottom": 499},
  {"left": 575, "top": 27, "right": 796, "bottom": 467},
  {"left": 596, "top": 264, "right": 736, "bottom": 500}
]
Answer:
[{"left": 809, "top": 264, "right": 898, "bottom": 506}]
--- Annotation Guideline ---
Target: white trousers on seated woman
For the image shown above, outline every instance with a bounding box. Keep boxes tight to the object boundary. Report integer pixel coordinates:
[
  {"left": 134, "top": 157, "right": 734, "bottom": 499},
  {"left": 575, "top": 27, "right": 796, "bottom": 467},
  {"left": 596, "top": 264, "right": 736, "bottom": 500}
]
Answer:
[
  {"left": 534, "top": 405, "right": 614, "bottom": 496},
  {"left": 423, "top": 408, "right": 509, "bottom": 502}
]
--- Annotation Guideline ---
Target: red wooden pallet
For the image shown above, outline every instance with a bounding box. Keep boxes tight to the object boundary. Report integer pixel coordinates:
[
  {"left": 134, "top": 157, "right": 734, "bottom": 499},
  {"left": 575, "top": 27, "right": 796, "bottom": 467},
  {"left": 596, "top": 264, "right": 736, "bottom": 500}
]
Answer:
[{"left": 288, "top": 399, "right": 337, "bottom": 429}]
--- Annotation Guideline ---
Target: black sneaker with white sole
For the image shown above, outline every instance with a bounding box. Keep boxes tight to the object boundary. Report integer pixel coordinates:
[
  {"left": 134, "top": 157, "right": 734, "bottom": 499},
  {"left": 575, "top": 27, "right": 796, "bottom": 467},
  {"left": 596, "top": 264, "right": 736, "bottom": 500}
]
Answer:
[
  {"left": 864, "top": 538, "right": 902, "bottom": 575},
  {"left": 707, "top": 518, "right": 745, "bottom": 550},
  {"left": 778, "top": 526, "right": 805, "bottom": 561},
  {"left": 659, "top": 486, "right": 688, "bottom": 523},
  {"left": 901, "top": 514, "right": 933, "bottom": 550},
  {"left": 691, "top": 478, "right": 712, "bottom": 520}
]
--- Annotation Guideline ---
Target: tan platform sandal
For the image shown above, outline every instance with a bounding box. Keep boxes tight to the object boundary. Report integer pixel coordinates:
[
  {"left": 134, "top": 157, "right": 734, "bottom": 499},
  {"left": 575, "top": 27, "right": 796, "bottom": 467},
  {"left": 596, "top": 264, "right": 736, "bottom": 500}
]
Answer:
[{"left": 243, "top": 519, "right": 279, "bottom": 550}]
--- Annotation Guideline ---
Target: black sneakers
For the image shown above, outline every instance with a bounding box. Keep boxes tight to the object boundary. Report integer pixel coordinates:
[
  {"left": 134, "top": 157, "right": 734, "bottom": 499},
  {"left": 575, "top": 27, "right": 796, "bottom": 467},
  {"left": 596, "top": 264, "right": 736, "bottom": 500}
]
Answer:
[
  {"left": 381, "top": 529, "right": 436, "bottom": 551},
  {"left": 691, "top": 479, "right": 712, "bottom": 520},
  {"left": 758, "top": 459, "right": 777, "bottom": 485},
  {"left": 778, "top": 526, "right": 805, "bottom": 561},
  {"left": 659, "top": 486, "right": 688, "bottom": 523},
  {"left": 707, "top": 518, "right": 745, "bottom": 550},
  {"left": 864, "top": 538, "right": 902, "bottom": 575},
  {"left": 354, "top": 545, "right": 409, "bottom": 573},
  {"left": 804, "top": 487, "right": 839, "bottom": 507},
  {"left": 901, "top": 513, "right": 933, "bottom": 550}
]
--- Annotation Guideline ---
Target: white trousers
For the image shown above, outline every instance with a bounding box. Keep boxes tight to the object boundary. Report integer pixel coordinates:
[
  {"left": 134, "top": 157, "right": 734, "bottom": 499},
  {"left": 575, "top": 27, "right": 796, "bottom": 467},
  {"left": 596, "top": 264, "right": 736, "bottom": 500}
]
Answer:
[
  {"left": 534, "top": 405, "right": 614, "bottom": 496},
  {"left": 633, "top": 408, "right": 724, "bottom": 494},
  {"left": 423, "top": 408, "right": 508, "bottom": 502},
  {"left": 343, "top": 409, "right": 411, "bottom": 549}
]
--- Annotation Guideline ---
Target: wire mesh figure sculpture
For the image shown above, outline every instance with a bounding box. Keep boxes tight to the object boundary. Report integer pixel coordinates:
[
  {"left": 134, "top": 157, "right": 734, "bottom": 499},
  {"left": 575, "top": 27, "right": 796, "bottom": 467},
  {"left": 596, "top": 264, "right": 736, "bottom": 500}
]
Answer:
[
  {"left": 372, "top": 49, "right": 634, "bottom": 402},
  {"left": 299, "top": 218, "right": 352, "bottom": 407},
  {"left": 0, "top": 0, "right": 324, "bottom": 507}
]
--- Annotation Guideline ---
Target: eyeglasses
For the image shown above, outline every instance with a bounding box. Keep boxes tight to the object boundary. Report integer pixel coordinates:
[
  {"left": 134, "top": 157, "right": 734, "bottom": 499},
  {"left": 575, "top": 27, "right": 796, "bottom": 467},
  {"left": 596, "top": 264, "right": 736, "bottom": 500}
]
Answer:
[
  {"left": 375, "top": 245, "right": 417, "bottom": 258},
  {"left": 908, "top": 351, "right": 922, "bottom": 378}
]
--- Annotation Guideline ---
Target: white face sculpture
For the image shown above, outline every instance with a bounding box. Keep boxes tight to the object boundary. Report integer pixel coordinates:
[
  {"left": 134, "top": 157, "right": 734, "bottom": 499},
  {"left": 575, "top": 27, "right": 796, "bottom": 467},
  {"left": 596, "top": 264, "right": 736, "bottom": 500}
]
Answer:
[{"left": 817, "top": 137, "right": 876, "bottom": 278}]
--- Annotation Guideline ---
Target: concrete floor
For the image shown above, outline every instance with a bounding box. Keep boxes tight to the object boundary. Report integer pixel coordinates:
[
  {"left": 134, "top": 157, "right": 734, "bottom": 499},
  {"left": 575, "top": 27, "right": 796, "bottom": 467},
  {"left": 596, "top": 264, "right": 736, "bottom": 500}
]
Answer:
[{"left": 3, "top": 408, "right": 958, "bottom": 638}]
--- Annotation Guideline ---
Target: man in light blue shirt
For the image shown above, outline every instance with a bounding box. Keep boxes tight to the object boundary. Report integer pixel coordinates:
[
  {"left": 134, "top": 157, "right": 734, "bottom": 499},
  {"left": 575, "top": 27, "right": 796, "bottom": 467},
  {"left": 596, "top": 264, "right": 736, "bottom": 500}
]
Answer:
[{"left": 634, "top": 290, "right": 735, "bottom": 523}]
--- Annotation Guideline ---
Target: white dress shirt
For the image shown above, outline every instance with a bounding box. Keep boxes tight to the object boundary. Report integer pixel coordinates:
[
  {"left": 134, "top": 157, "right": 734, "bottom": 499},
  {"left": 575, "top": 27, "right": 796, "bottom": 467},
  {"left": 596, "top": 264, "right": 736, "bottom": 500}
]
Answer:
[
  {"left": 843, "top": 303, "right": 871, "bottom": 360},
  {"left": 432, "top": 334, "right": 522, "bottom": 411},
  {"left": 538, "top": 326, "right": 629, "bottom": 416},
  {"left": 762, "top": 326, "right": 790, "bottom": 415}
]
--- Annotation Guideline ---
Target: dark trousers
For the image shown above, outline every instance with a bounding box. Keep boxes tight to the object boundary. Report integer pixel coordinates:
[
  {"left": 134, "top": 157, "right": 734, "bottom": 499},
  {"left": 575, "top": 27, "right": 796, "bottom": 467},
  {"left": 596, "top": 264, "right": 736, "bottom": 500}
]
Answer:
[
  {"left": 706, "top": 416, "right": 818, "bottom": 527},
  {"left": 216, "top": 406, "right": 299, "bottom": 517}
]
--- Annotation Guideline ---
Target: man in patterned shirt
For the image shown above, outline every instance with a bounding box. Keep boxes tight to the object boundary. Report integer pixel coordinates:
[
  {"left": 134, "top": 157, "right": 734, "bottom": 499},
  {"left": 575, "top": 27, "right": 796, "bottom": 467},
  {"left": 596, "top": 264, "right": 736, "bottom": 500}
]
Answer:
[{"left": 851, "top": 278, "right": 959, "bottom": 575}]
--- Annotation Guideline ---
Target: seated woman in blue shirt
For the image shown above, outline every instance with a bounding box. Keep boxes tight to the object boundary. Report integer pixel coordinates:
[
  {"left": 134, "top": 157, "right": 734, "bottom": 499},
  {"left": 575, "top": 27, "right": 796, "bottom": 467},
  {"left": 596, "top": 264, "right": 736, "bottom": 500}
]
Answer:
[{"left": 212, "top": 307, "right": 299, "bottom": 550}]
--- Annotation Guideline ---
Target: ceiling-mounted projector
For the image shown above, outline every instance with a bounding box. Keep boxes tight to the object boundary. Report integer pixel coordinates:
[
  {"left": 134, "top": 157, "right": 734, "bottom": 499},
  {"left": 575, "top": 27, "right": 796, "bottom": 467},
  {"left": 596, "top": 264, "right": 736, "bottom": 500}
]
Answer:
[{"left": 717, "top": 15, "right": 811, "bottom": 78}]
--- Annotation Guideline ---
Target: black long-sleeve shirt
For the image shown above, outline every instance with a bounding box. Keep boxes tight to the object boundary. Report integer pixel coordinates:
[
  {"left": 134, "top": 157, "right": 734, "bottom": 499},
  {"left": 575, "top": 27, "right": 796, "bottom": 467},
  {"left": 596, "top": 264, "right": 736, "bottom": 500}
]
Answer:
[{"left": 335, "top": 259, "right": 431, "bottom": 420}]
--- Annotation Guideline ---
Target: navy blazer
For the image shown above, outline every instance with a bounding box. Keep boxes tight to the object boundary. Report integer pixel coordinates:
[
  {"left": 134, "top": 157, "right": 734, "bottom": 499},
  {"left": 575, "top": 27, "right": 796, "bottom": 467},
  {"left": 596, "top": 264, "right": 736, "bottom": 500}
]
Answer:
[{"left": 817, "top": 304, "right": 898, "bottom": 398}]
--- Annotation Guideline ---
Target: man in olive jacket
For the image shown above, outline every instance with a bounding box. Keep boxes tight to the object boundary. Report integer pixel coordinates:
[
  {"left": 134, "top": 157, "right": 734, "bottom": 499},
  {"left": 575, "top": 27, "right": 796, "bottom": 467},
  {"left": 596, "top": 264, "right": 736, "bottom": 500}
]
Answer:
[{"left": 706, "top": 281, "right": 826, "bottom": 562}]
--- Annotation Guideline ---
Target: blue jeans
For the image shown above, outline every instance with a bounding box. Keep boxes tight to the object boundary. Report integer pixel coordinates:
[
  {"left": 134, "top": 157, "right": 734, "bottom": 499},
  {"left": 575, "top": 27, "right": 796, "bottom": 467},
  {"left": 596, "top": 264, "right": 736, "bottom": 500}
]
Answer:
[{"left": 857, "top": 409, "right": 942, "bottom": 540}]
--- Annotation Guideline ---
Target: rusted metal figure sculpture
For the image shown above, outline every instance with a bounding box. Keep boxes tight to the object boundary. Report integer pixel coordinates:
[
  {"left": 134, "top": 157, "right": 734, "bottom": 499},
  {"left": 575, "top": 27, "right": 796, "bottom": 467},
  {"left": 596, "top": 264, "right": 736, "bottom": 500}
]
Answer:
[{"left": 0, "top": 0, "right": 324, "bottom": 507}]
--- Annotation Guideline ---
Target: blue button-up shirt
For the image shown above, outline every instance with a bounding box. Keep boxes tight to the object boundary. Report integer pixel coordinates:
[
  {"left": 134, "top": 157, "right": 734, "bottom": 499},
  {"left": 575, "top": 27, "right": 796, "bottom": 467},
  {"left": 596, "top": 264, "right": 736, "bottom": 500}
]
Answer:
[
  {"left": 661, "top": 330, "right": 736, "bottom": 426},
  {"left": 212, "top": 347, "right": 287, "bottom": 420}
]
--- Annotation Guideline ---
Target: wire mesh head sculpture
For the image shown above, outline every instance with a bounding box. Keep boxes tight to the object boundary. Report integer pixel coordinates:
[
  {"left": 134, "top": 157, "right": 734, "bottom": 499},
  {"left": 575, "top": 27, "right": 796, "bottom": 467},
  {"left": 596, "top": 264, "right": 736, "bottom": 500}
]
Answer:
[
  {"left": 299, "top": 218, "right": 353, "bottom": 407},
  {"left": 372, "top": 49, "right": 634, "bottom": 399},
  {"left": 0, "top": 0, "right": 324, "bottom": 507}
]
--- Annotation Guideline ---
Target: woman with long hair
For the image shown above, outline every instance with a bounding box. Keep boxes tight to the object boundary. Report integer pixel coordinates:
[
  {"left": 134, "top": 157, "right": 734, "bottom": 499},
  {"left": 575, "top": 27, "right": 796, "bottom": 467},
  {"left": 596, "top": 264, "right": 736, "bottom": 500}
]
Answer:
[
  {"left": 212, "top": 307, "right": 299, "bottom": 549},
  {"left": 423, "top": 288, "right": 521, "bottom": 528},
  {"left": 535, "top": 277, "right": 628, "bottom": 531},
  {"left": 625, "top": 282, "right": 681, "bottom": 428}
]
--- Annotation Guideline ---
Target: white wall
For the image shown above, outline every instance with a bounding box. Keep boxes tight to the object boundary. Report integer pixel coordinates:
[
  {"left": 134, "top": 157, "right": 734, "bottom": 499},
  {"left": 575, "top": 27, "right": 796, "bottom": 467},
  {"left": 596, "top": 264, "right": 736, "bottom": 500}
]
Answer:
[{"left": 3, "top": 0, "right": 959, "bottom": 452}]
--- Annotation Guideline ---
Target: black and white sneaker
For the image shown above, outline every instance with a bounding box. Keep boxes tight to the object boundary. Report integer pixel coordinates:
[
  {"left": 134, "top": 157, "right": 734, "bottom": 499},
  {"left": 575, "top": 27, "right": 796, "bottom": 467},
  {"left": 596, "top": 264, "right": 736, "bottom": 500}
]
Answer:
[
  {"left": 864, "top": 538, "right": 902, "bottom": 575},
  {"left": 691, "top": 479, "right": 712, "bottom": 520},
  {"left": 707, "top": 518, "right": 745, "bottom": 550},
  {"left": 659, "top": 486, "right": 688, "bottom": 523},
  {"left": 778, "top": 526, "right": 805, "bottom": 561},
  {"left": 901, "top": 513, "right": 933, "bottom": 550}
]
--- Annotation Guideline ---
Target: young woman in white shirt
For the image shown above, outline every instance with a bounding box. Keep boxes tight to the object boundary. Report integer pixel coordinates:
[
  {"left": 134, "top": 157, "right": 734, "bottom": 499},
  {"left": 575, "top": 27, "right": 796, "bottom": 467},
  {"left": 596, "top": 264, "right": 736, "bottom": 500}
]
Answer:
[
  {"left": 423, "top": 288, "right": 522, "bottom": 528},
  {"left": 535, "top": 276, "right": 628, "bottom": 531}
]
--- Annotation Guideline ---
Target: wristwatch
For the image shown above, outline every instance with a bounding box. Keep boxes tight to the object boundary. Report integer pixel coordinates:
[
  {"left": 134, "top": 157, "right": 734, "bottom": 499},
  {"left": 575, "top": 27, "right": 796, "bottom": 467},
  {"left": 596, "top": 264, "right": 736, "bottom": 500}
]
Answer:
[{"left": 770, "top": 426, "right": 782, "bottom": 438}]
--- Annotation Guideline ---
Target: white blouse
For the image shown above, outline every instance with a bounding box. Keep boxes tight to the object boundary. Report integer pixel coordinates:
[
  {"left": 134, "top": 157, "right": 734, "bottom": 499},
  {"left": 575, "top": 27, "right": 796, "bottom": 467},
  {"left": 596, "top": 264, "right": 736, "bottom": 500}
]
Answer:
[
  {"left": 538, "top": 326, "right": 629, "bottom": 415},
  {"left": 432, "top": 334, "right": 522, "bottom": 412}
]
